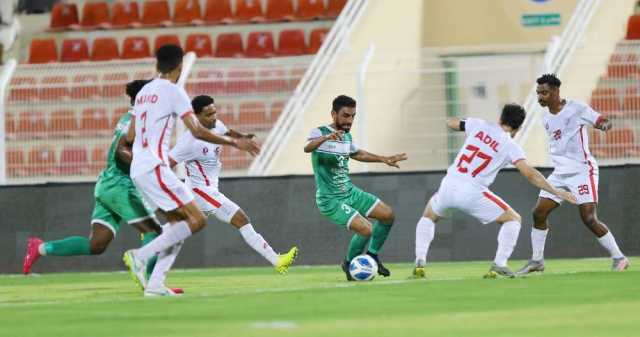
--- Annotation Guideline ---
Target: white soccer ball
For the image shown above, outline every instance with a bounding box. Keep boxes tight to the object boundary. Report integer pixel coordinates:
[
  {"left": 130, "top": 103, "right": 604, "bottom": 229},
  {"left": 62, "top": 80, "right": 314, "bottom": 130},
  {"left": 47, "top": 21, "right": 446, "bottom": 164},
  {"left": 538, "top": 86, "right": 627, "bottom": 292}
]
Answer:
[{"left": 349, "top": 254, "right": 378, "bottom": 281}]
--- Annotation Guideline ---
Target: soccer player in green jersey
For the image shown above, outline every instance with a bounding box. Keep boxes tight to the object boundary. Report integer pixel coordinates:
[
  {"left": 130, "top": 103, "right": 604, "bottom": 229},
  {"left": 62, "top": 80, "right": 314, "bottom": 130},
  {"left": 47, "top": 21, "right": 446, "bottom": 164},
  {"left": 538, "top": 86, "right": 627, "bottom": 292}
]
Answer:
[
  {"left": 22, "top": 80, "right": 170, "bottom": 287},
  {"left": 304, "top": 95, "right": 408, "bottom": 280}
]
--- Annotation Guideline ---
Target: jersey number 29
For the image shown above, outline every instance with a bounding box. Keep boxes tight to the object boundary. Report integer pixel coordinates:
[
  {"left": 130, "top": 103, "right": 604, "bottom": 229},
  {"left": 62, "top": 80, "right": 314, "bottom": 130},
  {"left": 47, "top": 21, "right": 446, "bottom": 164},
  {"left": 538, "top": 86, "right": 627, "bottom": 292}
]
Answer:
[{"left": 457, "top": 145, "right": 493, "bottom": 177}]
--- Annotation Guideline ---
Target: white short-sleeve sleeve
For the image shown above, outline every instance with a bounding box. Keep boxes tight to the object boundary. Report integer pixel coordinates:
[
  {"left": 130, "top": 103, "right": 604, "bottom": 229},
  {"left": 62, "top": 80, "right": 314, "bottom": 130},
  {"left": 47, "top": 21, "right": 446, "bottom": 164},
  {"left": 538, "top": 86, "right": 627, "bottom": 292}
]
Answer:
[
  {"left": 579, "top": 103, "right": 603, "bottom": 126},
  {"left": 464, "top": 117, "right": 482, "bottom": 136},
  {"left": 169, "top": 134, "right": 196, "bottom": 164},
  {"left": 350, "top": 140, "right": 359, "bottom": 154},
  {"left": 308, "top": 128, "right": 322, "bottom": 140},
  {"left": 173, "top": 86, "right": 194, "bottom": 118},
  {"left": 215, "top": 120, "right": 229, "bottom": 135},
  {"left": 507, "top": 141, "right": 527, "bottom": 164}
]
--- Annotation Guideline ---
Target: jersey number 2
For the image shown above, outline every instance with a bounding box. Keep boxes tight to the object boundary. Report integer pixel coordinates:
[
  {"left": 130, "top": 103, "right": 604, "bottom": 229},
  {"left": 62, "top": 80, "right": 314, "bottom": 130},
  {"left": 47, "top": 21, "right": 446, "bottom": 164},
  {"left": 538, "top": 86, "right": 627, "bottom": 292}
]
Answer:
[
  {"left": 140, "top": 111, "right": 149, "bottom": 148},
  {"left": 457, "top": 145, "right": 493, "bottom": 177}
]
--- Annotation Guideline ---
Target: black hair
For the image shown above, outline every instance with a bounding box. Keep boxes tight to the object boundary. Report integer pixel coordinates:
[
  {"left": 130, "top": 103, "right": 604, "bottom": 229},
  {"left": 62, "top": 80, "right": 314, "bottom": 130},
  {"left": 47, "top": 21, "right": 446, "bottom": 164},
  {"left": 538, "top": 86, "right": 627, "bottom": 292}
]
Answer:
[
  {"left": 536, "top": 73, "right": 562, "bottom": 88},
  {"left": 155, "top": 44, "right": 184, "bottom": 74},
  {"left": 500, "top": 103, "right": 526, "bottom": 130},
  {"left": 126, "top": 79, "right": 152, "bottom": 105},
  {"left": 192, "top": 95, "right": 214, "bottom": 114},
  {"left": 332, "top": 95, "right": 356, "bottom": 113}
]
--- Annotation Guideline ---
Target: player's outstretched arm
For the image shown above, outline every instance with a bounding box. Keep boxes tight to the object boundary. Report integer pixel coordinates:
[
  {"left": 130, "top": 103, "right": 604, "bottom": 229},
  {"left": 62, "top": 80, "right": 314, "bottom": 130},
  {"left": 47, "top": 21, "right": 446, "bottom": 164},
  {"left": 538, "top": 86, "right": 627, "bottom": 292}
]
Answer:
[
  {"left": 115, "top": 136, "right": 133, "bottom": 165},
  {"left": 226, "top": 129, "right": 255, "bottom": 139},
  {"left": 126, "top": 118, "right": 136, "bottom": 144},
  {"left": 514, "top": 160, "right": 577, "bottom": 204},
  {"left": 350, "top": 150, "right": 408, "bottom": 168},
  {"left": 303, "top": 130, "right": 343, "bottom": 153},
  {"left": 182, "top": 113, "right": 260, "bottom": 156},
  {"left": 447, "top": 118, "right": 464, "bottom": 131}
]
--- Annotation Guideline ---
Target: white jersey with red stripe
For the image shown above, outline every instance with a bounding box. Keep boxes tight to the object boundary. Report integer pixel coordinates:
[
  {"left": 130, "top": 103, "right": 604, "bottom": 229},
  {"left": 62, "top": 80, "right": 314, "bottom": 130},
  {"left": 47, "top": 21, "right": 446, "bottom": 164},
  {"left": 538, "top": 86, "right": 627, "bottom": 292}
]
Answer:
[
  {"left": 445, "top": 118, "right": 526, "bottom": 189},
  {"left": 169, "top": 120, "right": 228, "bottom": 190},
  {"left": 542, "top": 99, "right": 601, "bottom": 175},
  {"left": 130, "top": 78, "right": 193, "bottom": 178}
]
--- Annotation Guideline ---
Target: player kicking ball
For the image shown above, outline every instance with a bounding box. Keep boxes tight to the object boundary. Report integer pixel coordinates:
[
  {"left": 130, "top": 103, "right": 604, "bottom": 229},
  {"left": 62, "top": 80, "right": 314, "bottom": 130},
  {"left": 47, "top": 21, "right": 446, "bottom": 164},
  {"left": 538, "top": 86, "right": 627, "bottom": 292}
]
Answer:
[
  {"left": 169, "top": 95, "right": 297, "bottom": 273},
  {"left": 412, "top": 104, "right": 576, "bottom": 279},
  {"left": 305, "top": 95, "right": 407, "bottom": 281},
  {"left": 517, "top": 74, "right": 630, "bottom": 275}
]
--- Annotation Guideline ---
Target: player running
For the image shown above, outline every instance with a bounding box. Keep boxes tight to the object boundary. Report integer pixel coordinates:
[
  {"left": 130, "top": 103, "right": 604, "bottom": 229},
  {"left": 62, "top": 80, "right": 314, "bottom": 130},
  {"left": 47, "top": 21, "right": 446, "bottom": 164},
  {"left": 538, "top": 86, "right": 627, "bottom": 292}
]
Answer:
[
  {"left": 304, "top": 95, "right": 407, "bottom": 281},
  {"left": 168, "top": 95, "right": 297, "bottom": 273},
  {"left": 412, "top": 103, "right": 576, "bottom": 279},
  {"left": 517, "top": 74, "right": 630, "bottom": 275},
  {"left": 122, "top": 45, "right": 260, "bottom": 296}
]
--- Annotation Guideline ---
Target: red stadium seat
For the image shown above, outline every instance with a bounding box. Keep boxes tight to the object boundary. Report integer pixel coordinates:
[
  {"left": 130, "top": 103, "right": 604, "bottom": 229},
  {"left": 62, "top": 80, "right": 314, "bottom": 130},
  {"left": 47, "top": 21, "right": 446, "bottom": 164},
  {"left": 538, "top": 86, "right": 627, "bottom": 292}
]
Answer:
[
  {"left": 289, "top": 67, "right": 306, "bottom": 90},
  {"left": 70, "top": 74, "right": 100, "bottom": 100},
  {"left": 39, "top": 76, "right": 69, "bottom": 101},
  {"left": 90, "top": 144, "right": 110, "bottom": 174},
  {"left": 607, "top": 53, "right": 638, "bottom": 78},
  {"left": 81, "top": 108, "right": 110, "bottom": 136},
  {"left": 122, "top": 36, "right": 151, "bottom": 59},
  {"left": 246, "top": 31, "right": 275, "bottom": 58},
  {"left": 327, "top": 0, "right": 347, "bottom": 18},
  {"left": 174, "top": 0, "right": 203, "bottom": 25},
  {"left": 112, "top": 107, "right": 130, "bottom": 127},
  {"left": 6, "top": 147, "right": 26, "bottom": 177},
  {"left": 626, "top": 15, "right": 640, "bottom": 40},
  {"left": 5, "top": 111, "right": 15, "bottom": 139},
  {"left": 102, "top": 72, "right": 130, "bottom": 98},
  {"left": 277, "top": 29, "right": 306, "bottom": 56},
  {"left": 270, "top": 101, "right": 285, "bottom": 122},
  {"left": 50, "top": 3, "right": 79, "bottom": 30},
  {"left": 622, "top": 95, "right": 640, "bottom": 119},
  {"left": 111, "top": 1, "right": 141, "bottom": 28},
  {"left": 215, "top": 33, "right": 244, "bottom": 58},
  {"left": 80, "top": 2, "right": 110, "bottom": 29},
  {"left": 602, "top": 128, "right": 639, "bottom": 158},
  {"left": 296, "top": 0, "right": 325, "bottom": 20},
  {"left": 191, "top": 70, "right": 225, "bottom": 95},
  {"left": 28, "top": 146, "right": 57, "bottom": 176},
  {"left": 257, "top": 68, "right": 287, "bottom": 92},
  {"left": 307, "top": 28, "right": 329, "bottom": 54},
  {"left": 204, "top": 0, "right": 233, "bottom": 24},
  {"left": 91, "top": 37, "right": 120, "bottom": 61},
  {"left": 28, "top": 39, "right": 58, "bottom": 64},
  {"left": 590, "top": 95, "right": 621, "bottom": 113},
  {"left": 266, "top": 0, "right": 295, "bottom": 22},
  {"left": 49, "top": 110, "right": 79, "bottom": 137},
  {"left": 226, "top": 69, "right": 256, "bottom": 94},
  {"left": 238, "top": 102, "right": 267, "bottom": 129},
  {"left": 215, "top": 102, "right": 236, "bottom": 122},
  {"left": 185, "top": 34, "right": 214, "bottom": 57},
  {"left": 236, "top": 0, "right": 265, "bottom": 22},
  {"left": 17, "top": 111, "right": 46, "bottom": 138},
  {"left": 154, "top": 34, "right": 182, "bottom": 52},
  {"left": 61, "top": 39, "right": 89, "bottom": 62},
  {"left": 134, "top": 70, "right": 155, "bottom": 79},
  {"left": 9, "top": 76, "right": 38, "bottom": 102},
  {"left": 142, "top": 0, "right": 172, "bottom": 26},
  {"left": 59, "top": 146, "right": 89, "bottom": 175}
]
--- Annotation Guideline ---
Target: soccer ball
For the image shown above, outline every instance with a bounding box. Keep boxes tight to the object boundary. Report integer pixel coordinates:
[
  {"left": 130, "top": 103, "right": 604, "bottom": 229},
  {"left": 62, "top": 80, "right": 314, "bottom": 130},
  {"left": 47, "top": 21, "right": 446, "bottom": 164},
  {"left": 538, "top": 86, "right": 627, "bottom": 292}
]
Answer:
[{"left": 349, "top": 255, "right": 378, "bottom": 281}]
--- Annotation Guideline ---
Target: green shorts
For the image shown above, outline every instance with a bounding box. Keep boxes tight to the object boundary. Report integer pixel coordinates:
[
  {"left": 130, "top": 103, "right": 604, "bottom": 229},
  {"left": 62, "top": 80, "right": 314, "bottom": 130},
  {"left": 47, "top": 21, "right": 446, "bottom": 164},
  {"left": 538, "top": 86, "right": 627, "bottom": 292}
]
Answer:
[
  {"left": 316, "top": 186, "right": 380, "bottom": 228},
  {"left": 91, "top": 173, "right": 154, "bottom": 236}
]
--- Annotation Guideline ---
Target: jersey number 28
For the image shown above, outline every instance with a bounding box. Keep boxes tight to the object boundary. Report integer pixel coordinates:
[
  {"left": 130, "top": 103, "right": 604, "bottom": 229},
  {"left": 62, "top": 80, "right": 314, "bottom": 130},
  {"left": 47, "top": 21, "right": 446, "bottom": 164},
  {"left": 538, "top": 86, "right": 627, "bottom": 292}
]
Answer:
[{"left": 457, "top": 145, "right": 493, "bottom": 177}]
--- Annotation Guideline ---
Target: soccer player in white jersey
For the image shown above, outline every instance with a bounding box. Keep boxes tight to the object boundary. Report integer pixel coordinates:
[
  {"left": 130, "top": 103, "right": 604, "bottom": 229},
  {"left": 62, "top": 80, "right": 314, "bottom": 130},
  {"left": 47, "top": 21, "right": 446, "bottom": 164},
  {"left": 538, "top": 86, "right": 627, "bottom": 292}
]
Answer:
[
  {"left": 122, "top": 45, "right": 260, "bottom": 296},
  {"left": 169, "top": 95, "right": 298, "bottom": 273},
  {"left": 412, "top": 104, "right": 576, "bottom": 278},
  {"left": 517, "top": 74, "right": 630, "bottom": 274}
]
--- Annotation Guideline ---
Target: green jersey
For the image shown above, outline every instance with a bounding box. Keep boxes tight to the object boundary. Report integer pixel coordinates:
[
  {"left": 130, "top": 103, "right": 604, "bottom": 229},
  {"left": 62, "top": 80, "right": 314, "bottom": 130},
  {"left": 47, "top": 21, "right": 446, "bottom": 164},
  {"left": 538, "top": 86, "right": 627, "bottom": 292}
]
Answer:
[
  {"left": 308, "top": 125, "right": 359, "bottom": 198},
  {"left": 99, "top": 111, "right": 133, "bottom": 180}
]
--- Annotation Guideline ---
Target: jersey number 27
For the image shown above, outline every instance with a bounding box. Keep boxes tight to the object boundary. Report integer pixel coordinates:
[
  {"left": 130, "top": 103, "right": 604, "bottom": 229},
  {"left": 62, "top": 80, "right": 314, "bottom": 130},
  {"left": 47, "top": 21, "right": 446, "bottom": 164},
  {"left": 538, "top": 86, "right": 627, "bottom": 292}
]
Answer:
[{"left": 457, "top": 145, "right": 493, "bottom": 177}]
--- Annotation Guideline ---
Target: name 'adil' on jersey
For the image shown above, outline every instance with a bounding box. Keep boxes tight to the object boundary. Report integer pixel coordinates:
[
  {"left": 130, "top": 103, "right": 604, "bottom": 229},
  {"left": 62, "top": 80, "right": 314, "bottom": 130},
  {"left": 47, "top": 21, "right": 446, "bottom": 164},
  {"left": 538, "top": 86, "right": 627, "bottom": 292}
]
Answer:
[
  {"left": 446, "top": 118, "right": 526, "bottom": 188},
  {"left": 542, "top": 99, "right": 602, "bottom": 175}
]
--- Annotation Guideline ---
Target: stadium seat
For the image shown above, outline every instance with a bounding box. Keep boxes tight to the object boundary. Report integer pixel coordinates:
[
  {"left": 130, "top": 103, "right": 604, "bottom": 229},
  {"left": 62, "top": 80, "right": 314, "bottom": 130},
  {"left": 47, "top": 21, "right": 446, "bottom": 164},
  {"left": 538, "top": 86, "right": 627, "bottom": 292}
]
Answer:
[
  {"left": 122, "top": 36, "right": 151, "bottom": 59},
  {"left": 112, "top": 107, "right": 130, "bottom": 127},
  {"left": 17, "top": 111, "right": 46, "bottom": 138},
  {"left": 50, "top": 3, "right": 79, "bottom": 30},
  {"left": 603, "top": 128, "right": 639, "bottom": 158},
  {"left": 266, "top": 0, "right": 295, "bottom": 21},
  {"left": 307, "top": 28, "right": 329, "bottom": 54},
  {"left": 155, "top": 34, "right": 182, "bottom": 52},
  {"left": 246, "top": 31, "right": 275, "bottom": 58},
  {"left": 9, "top": 76, "right": 38, "bottom": 102},
  {"left": 622, "top": 95, "right": 640, "bottom": 119},
  {"left": 6, "top": 148, "right": 26, "bottom": 177},
  {"left": 238, "top": 102, "right": 268, "bottom": 129},
  {"left": 90, "top": 144, "right": 110, "bottom": 174},
  {"left": 626, "top": 15, "right": 640, "bottom": 40},
  {"left": 289, "top": 67, "right": 306, "bottom": 89},
  {"left": 134, "top": 70, "right": 155, "bottom": 79},
  {"left": 111, "top": 1, "right": 141, "bottom": 28},
  {"left": 102, "top": 72, "right": 130, "bottom": 98},
  {"left": 142, "top": 0, "right": 172, "bottom": 26},
  {"left": 296, "top": 0, "right": 325, "bottom": 20},
  {"left": 222, "top": 147, "right": 252, "bottom": 169},
  {"left": 607, "top": 53, "right": 638, "bottom": 78},
  {"left": 174, "top": 0, "right": 203, "bottom": 25},
  {"left": 49, "top": 110, "right": 79, "bottom": 137},
  {"left": 28, "top": 39, "right": 58, "bottom": 64},
  {"left": 81, "top": 108, "right": 110, "bottom": 136},
  {"left": 327, "top": 0, "right": 347, "bottom": 18},
  {"left": 28, "top": 146, "right": 57, "bottom": 176},
  {"left": 5, "top": 111, "right": 15, "bottom": 139},
  {"left": 80, "top": 2, "right": 111, "bottom": 29},
  {"left": 185, "top": 34, "right": 214, "bottom": 57},
  {"left": 270, "top": 101, "right": 285, "bottom": 122},
  {"left": 590, "top": 95, "right": 621, "bottom": 113},
  {"left": 91, "top": 37, "right": 120, "bottom": 61},
  {"left": 59, "top": 146, "right": 89, "bottom": 175},
  {"left": 215, "top": 33, "right": 245, "bottom": 58},
  {"left": 192, "top": 70, "right": 225, "bottom": 95},
  {"left": 236, "top": 0, "right": 265, "bottom": 22},
  {"left": 227, "top": 69, "right": 257, "bottom": 94},
  {"left": 204, "top": 0, "right": 234, "bottom": 24},
  {"left": 277, "top": 29, "right": 306, "bottom": 56},
  {"left": 215, "top": 102, "right": 236, "bottom": 122},
  {"left": 70, "top": 74, "right": 100, "bottom": 100},
  {"left": 257, "top": 68, "right": 288, "bottom": 92},
  {"left": 60, "top": 39, "right": 90, "bottom": 62},
  {"left": 39, "top": 76, "right": 69, "bottom": 101}
]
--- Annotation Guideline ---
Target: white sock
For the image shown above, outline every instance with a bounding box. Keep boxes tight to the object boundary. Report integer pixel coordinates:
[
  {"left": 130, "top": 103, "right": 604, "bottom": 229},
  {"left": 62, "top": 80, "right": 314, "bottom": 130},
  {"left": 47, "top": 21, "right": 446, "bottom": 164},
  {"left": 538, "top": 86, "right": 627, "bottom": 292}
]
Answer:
[
  {"left": 597, "top": 232, "right": 624, "bottom": 259},
  {"left": 494, "top": 221, "right": 521, "bottom": 267},
  {"left": 146, "top": 241, "right": 183, "bottom": 290},
  {"left": 239, "top": 224, "right": 279, "bottom": 266},
  {"left": 135, "top": 221, "right": 192, "bottom": 261},
  {"left": 38, "top": 244, "right": 47, "bottom": 256},
  {"left": 415, "top": 217, "right": 435, "bottom": 266},
  {"left": 531, "top": 228, "right": 548, "bottom": 261}
]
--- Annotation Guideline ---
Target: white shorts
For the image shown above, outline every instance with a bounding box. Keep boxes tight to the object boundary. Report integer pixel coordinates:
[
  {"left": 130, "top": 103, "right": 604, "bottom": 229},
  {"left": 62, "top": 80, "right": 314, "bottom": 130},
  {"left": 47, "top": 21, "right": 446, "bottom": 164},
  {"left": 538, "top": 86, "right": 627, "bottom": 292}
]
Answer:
[
  {"left": 539, "top": 170, "right": 599, "bottom": 205},
  {"left": 191, "top": 185, "right": 240, "bottom": 223},
  {"left": 430, "top": 177, "right": 510, "bottom": 224},
  {"left": 132, "top": 165, "right": 194, "bottom": 212}
]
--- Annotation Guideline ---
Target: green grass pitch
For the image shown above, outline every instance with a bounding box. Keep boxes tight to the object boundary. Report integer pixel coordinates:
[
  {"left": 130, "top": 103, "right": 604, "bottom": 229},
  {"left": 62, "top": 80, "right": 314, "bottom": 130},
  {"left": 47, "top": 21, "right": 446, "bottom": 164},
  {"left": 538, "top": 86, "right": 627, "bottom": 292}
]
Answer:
[{"left": 1, "top": 257, "right": 638, "bottom": 337}]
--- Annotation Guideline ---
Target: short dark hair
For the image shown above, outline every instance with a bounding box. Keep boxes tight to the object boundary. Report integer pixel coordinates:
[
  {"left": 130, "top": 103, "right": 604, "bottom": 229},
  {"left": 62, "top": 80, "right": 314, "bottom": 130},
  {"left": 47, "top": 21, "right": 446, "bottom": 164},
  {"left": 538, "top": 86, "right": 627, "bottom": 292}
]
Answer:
[
  {"left": 126, "top": 79, "right": 152, "bottom": 105},
  {"left": 332, "top": 95, "right": 356, "bottom": 113},
  {"left": 500, "top": 103, "right": 526, "bottom": 130},
  {"left": 536, "top": 73, "right": 561, "bottom": 88},
  {"left": 156, "top": 44, "right": 184, "bottom": 74},
  {"left": 192, "top": 95, "right": 214, "bottom": 114}
]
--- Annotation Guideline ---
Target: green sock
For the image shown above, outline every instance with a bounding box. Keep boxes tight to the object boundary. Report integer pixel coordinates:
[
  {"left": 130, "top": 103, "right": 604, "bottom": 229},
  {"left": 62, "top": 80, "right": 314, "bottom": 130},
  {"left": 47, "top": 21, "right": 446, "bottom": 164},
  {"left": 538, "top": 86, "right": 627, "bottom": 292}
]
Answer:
[
  {"left": 368, "top": 221, "right": 392, "bottom": 254},
  {"left": 346, "top": 234, "right": 370, "bottom": 261},
  {"left": 142, "top": 232, "right": 159, "bottom": 279},
  {"left": 44, "top": 236, "right": 91, "bottom": 256}
]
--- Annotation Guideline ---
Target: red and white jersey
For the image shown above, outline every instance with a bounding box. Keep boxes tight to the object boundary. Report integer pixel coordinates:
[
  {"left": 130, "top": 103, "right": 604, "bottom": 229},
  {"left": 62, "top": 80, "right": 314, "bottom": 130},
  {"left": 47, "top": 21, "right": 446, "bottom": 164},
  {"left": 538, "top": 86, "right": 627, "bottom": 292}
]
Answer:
[
  {"left": 169, "top": 120, "right": 229, "bottom": 190},
  {"left": 445, "top": 118, "right": 526, "bottom": 188},
  {"left": 130, "top": 78, "right": 193, "bottom": 177},
  {"left": 542, "top": 99, "right": 601, "bottom": 175}
]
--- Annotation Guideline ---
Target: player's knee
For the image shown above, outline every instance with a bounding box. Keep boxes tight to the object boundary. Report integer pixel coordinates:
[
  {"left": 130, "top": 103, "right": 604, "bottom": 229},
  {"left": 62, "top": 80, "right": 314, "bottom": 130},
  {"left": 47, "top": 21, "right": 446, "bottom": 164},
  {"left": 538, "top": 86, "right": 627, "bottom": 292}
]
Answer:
[
  {"left": 581, "top": 214, "right": 598, "bottom": 227},
  {"left": 89, "top": 241, "right": 108, "bottom": 255},
  {"left": 361, "top": 226, "right": 372, "bottom": 237},
  {"left": 382, "top": 209, "right": 395, "bottom": 226},
  {"left": 532, "top": 208, "right": 547, "bottom": 224}
]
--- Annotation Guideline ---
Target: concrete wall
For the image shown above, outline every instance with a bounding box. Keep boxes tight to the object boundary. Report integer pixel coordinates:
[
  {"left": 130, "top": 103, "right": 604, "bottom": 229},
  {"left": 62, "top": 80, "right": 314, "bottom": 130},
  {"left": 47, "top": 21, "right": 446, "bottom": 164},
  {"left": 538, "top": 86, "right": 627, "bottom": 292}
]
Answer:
[{"left": 2, "top": 166, "right": 639, "bottom": 274}]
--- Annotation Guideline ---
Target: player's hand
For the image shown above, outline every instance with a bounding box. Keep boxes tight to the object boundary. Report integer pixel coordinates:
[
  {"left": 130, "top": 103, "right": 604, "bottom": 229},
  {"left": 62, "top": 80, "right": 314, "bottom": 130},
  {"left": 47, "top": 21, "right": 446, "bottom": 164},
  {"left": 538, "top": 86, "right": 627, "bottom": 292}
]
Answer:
[
  {"left": 598, "top": 119, "right": 612, "bottom": 132},
  {"left": 244, "top": 133, "right": 256, "bottom": 140},
  {"left": 557, "top": 190, "right": 577, "bottom": 205},
  {"left": 325, "top": 130, "right": 344, "bottom": 141},
  {"left": 383, "top": 153, "right": 408, "bottom": 168},
  {"left": 235, "top": 138, "right": 261, "bottom": 156}
]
